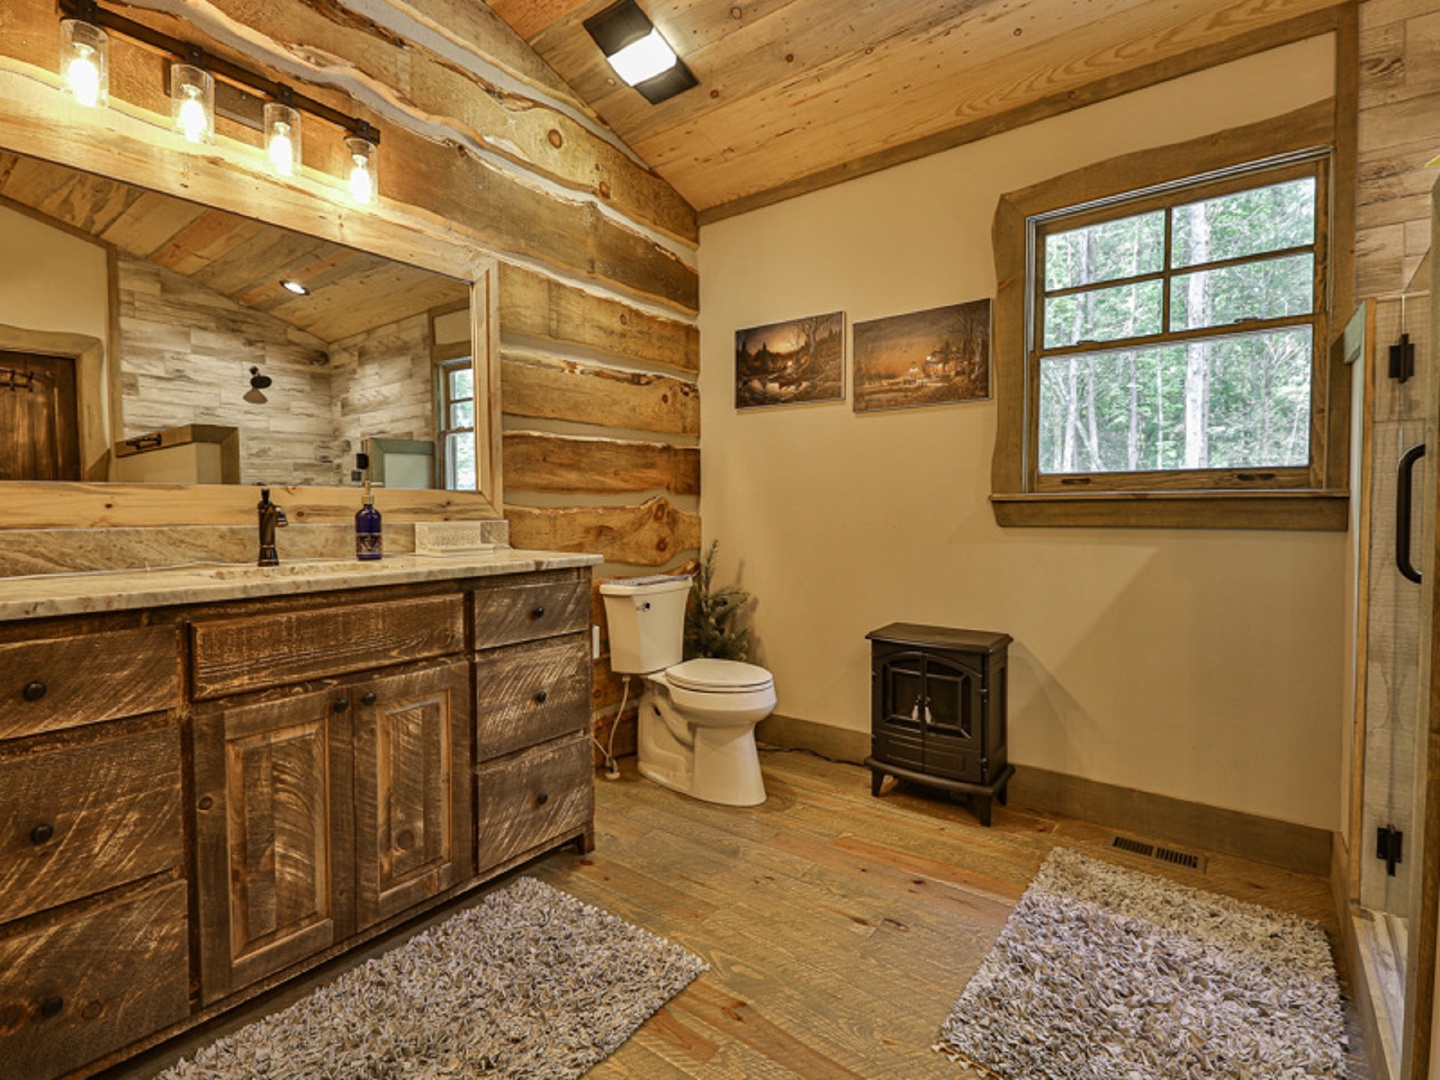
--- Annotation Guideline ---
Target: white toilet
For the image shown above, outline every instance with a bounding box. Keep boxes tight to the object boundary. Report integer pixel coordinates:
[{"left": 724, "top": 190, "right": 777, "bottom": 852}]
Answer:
[{"left": 600, "top": 574, "right": 775, "bottom": 806}]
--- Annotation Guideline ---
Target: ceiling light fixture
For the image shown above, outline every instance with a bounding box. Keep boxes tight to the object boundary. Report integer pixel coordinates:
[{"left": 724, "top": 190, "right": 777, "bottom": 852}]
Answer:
[
  {"left": 279, "top": 279, "right": 309, "bottom": 295},
  {"left": 170, "top": 47, "right": 214, "bottom": 145},
  {"left": 345, "top": 121, "right": 379, "bottom": 206},
  {"left": 583, "top": 0, "right": 696, "bottom": 105},
  {"left": 264, "top": 86, "right": 302, "bottom": 178},
  {"left": 56, "top": 0, "right": 382, "bottom": 200},
  {"left": 59, "top": 0, "right": 108, "bottom": 108}
]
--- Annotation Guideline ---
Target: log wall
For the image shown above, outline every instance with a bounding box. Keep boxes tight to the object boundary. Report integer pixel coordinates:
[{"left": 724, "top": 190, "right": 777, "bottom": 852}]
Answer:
[
  {"left": 0, "top": 0, "right": 701, "bottom": 749},
  {"left": 1357, "top": 0, "right": 1440, "bottom": 297}
]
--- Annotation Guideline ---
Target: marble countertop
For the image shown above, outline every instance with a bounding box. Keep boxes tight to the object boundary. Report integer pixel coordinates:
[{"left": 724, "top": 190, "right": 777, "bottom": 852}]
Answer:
[{"left": 0, "top": 549, "right": 603, "bottom": 622}]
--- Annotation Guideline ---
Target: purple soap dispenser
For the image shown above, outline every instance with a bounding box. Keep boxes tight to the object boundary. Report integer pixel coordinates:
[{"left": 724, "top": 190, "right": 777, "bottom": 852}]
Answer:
[{"left": 355, "top": 481, "right": 382, "bottom": 561}]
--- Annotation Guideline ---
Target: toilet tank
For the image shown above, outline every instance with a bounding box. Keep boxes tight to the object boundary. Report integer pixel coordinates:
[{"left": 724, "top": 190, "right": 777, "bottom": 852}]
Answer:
[{"left": 599, "top": 574, "right": 693, "bottom": 674}]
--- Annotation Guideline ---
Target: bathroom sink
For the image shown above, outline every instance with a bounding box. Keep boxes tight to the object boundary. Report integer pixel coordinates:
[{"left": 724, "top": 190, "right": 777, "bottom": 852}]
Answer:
[{"left": 195, "top": 560, "right": 375, "bottom": 581}]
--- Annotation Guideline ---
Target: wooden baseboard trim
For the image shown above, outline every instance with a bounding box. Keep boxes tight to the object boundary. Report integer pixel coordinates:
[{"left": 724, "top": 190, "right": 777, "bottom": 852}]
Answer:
[
  {"left": 1008, "top": 765, "right": 1334, "bottom": 877},
  {"left": 755, "top": 719, "right": 1333, "bottom": 877},
  {"left": 756, "top": 713, "right": 869, "bottom": 764}
]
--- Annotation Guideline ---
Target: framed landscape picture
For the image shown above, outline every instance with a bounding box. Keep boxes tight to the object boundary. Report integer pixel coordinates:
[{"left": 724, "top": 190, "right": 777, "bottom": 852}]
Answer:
[
  {"left": 734, "top": 311, "right": 845, "bottom": 409},
  {"left": 853, "top": 299, "right": 991, "bottom": 413}
]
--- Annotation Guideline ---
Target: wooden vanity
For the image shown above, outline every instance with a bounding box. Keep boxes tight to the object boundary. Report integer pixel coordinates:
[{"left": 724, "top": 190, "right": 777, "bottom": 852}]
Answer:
[{"left": 0, "top": 555, "right": 597, "bottom": 1079}]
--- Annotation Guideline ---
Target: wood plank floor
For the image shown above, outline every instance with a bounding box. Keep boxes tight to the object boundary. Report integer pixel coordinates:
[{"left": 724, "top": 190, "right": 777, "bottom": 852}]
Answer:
[{"left": 110, "top": 749, "right": 1371, "bottom": 1079}]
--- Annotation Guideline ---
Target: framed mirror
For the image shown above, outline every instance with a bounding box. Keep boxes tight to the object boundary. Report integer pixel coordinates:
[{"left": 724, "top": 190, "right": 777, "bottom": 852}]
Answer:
[{"left": 0, "top": 144, "right": 501, "bottom": 528}]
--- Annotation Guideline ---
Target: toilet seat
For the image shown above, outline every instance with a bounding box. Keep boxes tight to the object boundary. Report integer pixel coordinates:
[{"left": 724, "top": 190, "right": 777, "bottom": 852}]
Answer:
[{"left": 664, "top": 658, "right": 773, "bottom": 693}]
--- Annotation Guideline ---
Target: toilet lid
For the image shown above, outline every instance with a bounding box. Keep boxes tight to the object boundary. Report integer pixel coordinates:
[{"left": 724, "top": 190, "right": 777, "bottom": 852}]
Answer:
[{"left": 665, "top": 658, "right": 773, "bottom": 693}]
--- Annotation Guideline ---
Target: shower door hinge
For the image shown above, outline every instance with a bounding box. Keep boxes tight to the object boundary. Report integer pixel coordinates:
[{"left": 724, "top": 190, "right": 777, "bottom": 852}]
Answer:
[
  {"left": 1389, "top": 333, "right": 1415, "bottom": 383},
  {"left": 1377, "top": 825, "right": 1404, "bottom": 876}
]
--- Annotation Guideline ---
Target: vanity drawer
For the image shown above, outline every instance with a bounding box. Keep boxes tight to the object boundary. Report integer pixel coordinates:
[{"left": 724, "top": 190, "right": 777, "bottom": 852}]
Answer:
[
  {"left": 471, "top": 572, "right": 589, "bottom": 650},
  {"left": 0, "top": 727, "right": 183, "bottom": 923},
  {"left": 0, "top": 880, "right": 190, "bottom": 1080},
  {"left": 475, "top": 635, "right": 590, "bottom": 760},
  {"left": 0, "top": 626, "right": 178, "bottom": 741},
  {"left": 191, "top": 594, "right": 465, "bottom": 699},
  {"left": 477, "top": 734, "right": 592, "bottom": 872}
]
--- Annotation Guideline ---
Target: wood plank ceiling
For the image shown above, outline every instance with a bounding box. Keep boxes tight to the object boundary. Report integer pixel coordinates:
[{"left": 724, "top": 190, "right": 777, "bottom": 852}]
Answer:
[
  {"left": 489, "top": 0, "right": 1345, "bottom": 222},
  {"left": 0, "top": 152, "right": 467, "bottom": 344}
]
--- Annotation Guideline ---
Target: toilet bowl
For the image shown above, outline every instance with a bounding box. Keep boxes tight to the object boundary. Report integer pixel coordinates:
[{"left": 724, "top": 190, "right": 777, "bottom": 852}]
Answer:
[{"left": 600, "top": 576, "right": 775, "bottom": 806}]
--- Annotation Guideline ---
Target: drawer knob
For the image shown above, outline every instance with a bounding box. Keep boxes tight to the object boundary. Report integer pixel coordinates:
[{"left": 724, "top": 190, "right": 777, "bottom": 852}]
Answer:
[
  {"left": 333, "top": 698, "right": 350, "bottom": 713},
  {"left": 39, "top": 996, "right": 63, "bottom": 1019},
  {"left": 361, "top": 691, "right": 378, "bottom": 707},
  {"left": 531, "top": 605, "right": 545, "bottom": 619},
  {"left": 536, "top": 792, "right": 549, "bottom": 807},
  {"left": 30, "top": 823, "right": 54, "bottom": 845},
  {"left": 534, "top": 690, "right": 548, "bottom": 705},
  {"left": 21, "top": 681, "right": 47, "bottom": 702}
]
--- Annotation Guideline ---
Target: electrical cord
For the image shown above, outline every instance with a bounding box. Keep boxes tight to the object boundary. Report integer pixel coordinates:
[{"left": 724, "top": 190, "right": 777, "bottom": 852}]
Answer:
[{"left": 592, "top": 675, "right": 630, "bottom": 780}]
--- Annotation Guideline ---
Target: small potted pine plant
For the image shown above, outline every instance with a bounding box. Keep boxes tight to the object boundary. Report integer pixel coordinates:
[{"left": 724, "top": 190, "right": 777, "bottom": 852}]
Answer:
[{"left": 684, "top": 540, "right": 753, "bottom": 661}]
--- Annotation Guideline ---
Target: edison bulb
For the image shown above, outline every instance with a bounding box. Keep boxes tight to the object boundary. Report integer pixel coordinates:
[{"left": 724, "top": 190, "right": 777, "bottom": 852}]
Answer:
[
  {"left": 177, "top": 90, "right": 207, "bottom": 143},
  {"left": 66, "top": 46, "right": 102, "bottom": 108},
  {"left": 267, "top": 123, "right": 295, "bottom": 176},
  {"left": 263, "top": 102, "right": 302, "bottom": 178},
  {"left": 348, "top": 154, "right": 373, "bottom": 204}
]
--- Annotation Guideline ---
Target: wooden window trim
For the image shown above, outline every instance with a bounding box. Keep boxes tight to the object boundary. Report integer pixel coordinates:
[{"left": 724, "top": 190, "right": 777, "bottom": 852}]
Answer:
[{"left": 990, "top": 101, "right": 1352, "bottom": 531}]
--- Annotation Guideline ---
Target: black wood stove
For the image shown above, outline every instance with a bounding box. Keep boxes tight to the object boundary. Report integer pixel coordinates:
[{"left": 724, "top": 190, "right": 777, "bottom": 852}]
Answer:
[{"left": 864, "top": 623, "right": 1014, "bottom": 826}]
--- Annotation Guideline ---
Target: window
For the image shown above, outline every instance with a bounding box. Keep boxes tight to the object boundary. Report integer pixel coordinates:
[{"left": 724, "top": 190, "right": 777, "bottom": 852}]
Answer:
[
  {"left": 1033, "top": 160, "right": 1323, "bottom": 487},
  {"left": 990, "top": 107, "right": 1350, "bottom": 530},
  {"left": 436, "top": 356, "right": 477, "bottom": 490}
]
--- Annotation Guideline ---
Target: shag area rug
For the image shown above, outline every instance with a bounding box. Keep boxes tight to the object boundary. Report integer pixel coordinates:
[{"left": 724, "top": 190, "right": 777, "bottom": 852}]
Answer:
[
  {"left": 936, "top": 847, "right": 1349, "bottom": 1079},
  {"left": 159, "top": 878, "right": 706, "bottom": 1079}
]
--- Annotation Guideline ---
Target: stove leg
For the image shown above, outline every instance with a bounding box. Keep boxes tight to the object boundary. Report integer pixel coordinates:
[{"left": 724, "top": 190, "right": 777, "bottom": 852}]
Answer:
[
  {"left": 973, "top": 795, "right": 992, "bottom": 827},
  {"left": 870, "top": 768, "right": 885, "bottom": 797}
]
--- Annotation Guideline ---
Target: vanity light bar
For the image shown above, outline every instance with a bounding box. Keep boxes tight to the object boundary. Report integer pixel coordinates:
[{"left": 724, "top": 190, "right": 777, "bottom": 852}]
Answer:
[{"left": 57, "top": 0, "right": 380, "bottom": 194}]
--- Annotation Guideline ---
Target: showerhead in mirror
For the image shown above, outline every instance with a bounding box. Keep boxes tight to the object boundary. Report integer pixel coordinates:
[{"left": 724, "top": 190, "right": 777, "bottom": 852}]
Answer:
[{"left": 244, "top": 365, "right": 271, "bottom": 404}]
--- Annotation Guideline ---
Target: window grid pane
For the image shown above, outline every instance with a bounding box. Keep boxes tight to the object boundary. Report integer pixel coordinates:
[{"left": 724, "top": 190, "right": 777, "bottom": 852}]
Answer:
[{"left": 1037, "top": 328, "right": 1313, "bottom": 476}]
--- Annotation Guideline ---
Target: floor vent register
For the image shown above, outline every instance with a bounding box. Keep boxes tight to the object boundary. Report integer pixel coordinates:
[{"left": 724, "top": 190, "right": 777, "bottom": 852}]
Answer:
[{"left": 1110, "top": 834, "right": 1208, "bottom": 873}]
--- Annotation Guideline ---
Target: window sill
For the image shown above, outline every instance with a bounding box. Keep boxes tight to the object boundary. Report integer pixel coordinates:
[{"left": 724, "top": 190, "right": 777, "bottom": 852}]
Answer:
[{"left": 989, "top": 490, "right": 1348, "bottom": 530}]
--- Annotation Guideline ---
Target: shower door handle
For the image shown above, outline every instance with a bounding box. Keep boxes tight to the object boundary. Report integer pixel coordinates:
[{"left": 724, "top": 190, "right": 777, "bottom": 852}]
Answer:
[{"left": 1398, "top": 442, "right": 1426, "bottom": 584}]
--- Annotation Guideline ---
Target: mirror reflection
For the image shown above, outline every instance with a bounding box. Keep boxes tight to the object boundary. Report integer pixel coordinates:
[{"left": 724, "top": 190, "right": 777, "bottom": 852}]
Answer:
[{"left": 0, "top": 147, "right": 475, "bottom": 490}]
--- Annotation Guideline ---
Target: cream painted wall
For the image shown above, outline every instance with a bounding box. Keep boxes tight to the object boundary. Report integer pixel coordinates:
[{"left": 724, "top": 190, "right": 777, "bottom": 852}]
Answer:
[
  {"left": 0, "top": 205, "right": 109, "bottom": 346},
  {"left": 699, "top": 37, "right": 1346, "bottom": 830}
]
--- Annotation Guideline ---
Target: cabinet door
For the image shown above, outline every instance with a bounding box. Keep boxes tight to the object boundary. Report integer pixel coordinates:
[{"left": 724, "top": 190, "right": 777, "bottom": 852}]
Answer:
[
  {"left": 352, "top": 661, "right": 473, "bottom": 930},
  {"left": 922, "top": 653, "right": 983, "bottom": 782},
  {"left": 193, "top": 686, "right": 351, "bottom": 1005},
  {"left": 873, "top": 650, "right": 927, "bottom": 770}
]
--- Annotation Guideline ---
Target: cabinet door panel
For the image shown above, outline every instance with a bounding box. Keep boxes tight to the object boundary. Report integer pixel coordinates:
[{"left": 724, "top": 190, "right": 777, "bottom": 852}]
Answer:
[
  {"left": 193, "top": 688, "right": 348, "bottom": 1005},
  {"left": 353, "top": 662, "right": 472, "bottom": 930}
]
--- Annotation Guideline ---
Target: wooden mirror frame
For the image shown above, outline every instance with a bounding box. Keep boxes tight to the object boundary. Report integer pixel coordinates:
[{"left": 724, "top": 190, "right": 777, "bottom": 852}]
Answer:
[{"left": 0, "top": 78, "right": 503, "bottom": 528}]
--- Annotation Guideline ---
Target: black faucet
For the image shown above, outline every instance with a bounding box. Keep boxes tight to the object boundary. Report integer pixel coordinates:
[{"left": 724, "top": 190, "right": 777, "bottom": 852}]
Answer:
[{"left": 257, "top": 487, "right": 288, "bottom": 566}]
